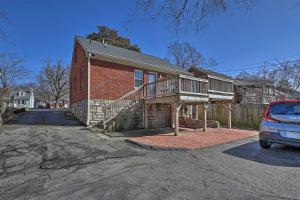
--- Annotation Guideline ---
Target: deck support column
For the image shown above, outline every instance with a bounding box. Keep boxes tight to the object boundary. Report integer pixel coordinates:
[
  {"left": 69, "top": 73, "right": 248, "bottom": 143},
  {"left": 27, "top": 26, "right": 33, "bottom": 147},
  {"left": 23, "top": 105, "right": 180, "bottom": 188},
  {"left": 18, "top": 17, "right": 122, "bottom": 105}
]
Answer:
[
  {"left": 222, "top": 101, "right": 232, "bottom": 129},
  {"left": 174, "top": 102, "right": 183, "bottom": 136},
  {"left": 202, "top": 103, "right": 208, "bottom": 132},
  {"left": 195, "top": 105, "right": 199, "bottom": 120},
  {"left": 227, "top": 102, "right": 232, "bottom": 129},
  {"left": 171, "top": 103, "right": 175, "bottom": 128},
  {"left": 144, "top": 102, "right": 150, "bottom": 129}
]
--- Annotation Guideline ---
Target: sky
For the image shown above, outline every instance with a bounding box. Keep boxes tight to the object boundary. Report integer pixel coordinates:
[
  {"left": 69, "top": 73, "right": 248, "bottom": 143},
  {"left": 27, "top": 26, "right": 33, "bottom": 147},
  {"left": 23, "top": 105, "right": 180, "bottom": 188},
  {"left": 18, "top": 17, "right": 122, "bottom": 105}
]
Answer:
[{"left": 1, "top": 0, "right": 300, "bottom": 82}]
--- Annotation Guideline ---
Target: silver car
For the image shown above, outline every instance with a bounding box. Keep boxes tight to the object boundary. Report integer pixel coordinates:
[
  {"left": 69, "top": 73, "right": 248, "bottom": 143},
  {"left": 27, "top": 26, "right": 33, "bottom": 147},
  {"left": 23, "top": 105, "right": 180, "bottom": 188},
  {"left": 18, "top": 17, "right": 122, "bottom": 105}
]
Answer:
[{"left": 259, "top": 100, "right": 300, "bottom": 148}]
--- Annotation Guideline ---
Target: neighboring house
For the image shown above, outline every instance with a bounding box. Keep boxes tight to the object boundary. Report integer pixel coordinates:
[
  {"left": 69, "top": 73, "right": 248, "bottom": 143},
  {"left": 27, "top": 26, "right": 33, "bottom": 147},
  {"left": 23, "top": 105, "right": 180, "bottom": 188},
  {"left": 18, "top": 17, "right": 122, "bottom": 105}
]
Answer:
[
  {"left": 9, "top": 89, "right": 35, "bottom": 109},
  {"left": 70, "top": 36, "right": 234, "bottom": 134},
  {"left": 50, "top": 99, "right": 69, "bottom": 109},
  {"left": 233, "top": 80, "right": 296, "bottom": 104},
  {"left": 35, "top": 99, "right": 48, "bottom": 108}
]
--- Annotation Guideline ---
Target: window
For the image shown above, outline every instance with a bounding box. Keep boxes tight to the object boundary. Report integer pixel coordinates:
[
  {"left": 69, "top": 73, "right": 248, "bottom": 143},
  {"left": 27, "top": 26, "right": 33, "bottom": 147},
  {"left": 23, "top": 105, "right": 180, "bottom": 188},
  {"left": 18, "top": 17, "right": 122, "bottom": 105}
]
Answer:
[
  {"left": 269, "top": 102, "right": 300, "bottom": 116},
  {"left": 22, "top": 100, "right": 25, "bottom": 105},
  {"left": 148, "top": 73, "right": 157, "bottom": 83},
  {"left": 134, "top": 69, "right": 143, "bottom": 87},
  {"left": 148, "top": 73, "right": 157, "bottom": 96}
]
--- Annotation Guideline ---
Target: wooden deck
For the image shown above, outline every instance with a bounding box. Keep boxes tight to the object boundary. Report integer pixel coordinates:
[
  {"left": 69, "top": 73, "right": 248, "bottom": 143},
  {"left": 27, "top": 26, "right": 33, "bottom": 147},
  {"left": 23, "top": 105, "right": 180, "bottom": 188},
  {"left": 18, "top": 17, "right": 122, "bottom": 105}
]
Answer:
[
  {"left": 103, "top": 74, "right": 235, "bottom": 136},
  {"left": 142, "top": 74, "right": 234, "bottom": 135},
  {"left": 144, "top": 74, "right": 209, "bottom": 103}
]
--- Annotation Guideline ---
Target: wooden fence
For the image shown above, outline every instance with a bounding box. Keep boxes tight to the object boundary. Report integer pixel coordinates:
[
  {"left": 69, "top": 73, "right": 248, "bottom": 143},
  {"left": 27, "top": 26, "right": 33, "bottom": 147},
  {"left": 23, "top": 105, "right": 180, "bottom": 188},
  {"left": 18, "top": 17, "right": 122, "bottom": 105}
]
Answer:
[{"left": 198, "top": 103, "right": 268, "bottom": 130}]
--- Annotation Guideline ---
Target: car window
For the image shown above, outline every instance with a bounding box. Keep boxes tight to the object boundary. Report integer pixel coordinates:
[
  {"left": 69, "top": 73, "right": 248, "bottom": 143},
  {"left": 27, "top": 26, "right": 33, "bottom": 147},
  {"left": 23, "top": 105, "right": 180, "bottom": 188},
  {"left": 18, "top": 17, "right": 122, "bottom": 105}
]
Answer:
[{"left": 269, "top": 102, "right": 300, "bottom": 115}]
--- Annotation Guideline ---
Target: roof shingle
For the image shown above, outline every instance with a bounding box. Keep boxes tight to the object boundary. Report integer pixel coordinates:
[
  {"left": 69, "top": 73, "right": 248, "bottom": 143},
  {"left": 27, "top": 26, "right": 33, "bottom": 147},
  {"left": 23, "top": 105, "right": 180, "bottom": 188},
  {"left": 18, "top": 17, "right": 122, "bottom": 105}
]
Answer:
[{"left": 76, "top": 36, "right": 187, "bottom": 74}]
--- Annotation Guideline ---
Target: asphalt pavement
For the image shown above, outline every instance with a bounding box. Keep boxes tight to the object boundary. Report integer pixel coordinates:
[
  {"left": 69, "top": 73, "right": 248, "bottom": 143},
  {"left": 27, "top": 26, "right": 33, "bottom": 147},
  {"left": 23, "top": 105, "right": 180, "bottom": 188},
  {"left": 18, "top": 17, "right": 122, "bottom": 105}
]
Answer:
[{"left": 1, "top": 110, "right": 300, "bottom": 200}]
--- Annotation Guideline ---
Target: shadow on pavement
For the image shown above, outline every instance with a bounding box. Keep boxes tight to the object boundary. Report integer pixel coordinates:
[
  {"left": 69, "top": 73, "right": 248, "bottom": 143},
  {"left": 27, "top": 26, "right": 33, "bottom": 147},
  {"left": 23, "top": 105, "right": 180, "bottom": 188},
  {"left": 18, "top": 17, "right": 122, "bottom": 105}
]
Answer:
[
  {"left": 6, "top": 110, "right": 84, "bottom": 126},
  {"left": 107, "top": 128, "right": 176, "bottom": 138},
  {"left": 223, "top": 141, "right": 300, "bottom": 167}
]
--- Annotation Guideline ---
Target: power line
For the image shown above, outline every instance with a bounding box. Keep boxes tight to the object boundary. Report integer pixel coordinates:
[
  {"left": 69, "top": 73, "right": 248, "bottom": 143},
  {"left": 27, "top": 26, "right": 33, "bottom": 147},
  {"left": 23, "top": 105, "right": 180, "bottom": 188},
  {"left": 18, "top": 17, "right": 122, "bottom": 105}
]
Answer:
[
  {"left": 216, "top": 53, "right": 300, "bottom": 73},
  {"left": 216, "top": 58, "right": 300, "bottom": 75}
]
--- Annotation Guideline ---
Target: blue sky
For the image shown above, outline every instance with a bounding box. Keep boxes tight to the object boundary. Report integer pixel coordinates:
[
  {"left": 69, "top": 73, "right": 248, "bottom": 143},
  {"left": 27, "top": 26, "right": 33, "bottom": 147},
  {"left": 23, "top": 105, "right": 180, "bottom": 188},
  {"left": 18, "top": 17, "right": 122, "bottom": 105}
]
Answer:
[{"left": 1, "top": 0, "right": 300, "bottom": 81}]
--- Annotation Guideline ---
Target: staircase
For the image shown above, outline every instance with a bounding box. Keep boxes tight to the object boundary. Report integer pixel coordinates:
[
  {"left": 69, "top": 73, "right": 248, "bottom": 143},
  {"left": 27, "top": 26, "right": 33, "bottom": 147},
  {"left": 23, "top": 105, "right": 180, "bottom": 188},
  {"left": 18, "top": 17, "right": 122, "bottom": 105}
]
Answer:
[{"left": 98, "top": 85, "right": 144, "bottom": 131}]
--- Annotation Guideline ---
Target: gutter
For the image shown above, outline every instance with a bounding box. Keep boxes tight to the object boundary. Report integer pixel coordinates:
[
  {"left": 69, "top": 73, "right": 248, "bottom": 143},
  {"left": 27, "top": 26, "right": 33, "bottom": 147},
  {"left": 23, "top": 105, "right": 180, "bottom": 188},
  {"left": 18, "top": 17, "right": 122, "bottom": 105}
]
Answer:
[{"left": 87, "top": 53, "right": 91, "bottom": 126}]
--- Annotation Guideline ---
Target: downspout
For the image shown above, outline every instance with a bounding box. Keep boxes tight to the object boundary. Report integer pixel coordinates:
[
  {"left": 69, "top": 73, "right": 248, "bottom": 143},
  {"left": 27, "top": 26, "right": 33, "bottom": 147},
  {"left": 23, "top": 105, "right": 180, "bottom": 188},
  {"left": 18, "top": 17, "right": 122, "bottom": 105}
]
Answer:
[{"left": 87, "top": 53, "right": 91, "bottom": 126}]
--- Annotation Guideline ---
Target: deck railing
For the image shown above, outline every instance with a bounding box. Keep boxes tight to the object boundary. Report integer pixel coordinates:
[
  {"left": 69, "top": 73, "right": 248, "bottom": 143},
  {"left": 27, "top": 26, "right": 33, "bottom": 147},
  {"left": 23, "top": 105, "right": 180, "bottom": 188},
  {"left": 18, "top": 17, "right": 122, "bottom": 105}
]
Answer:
[
  {"left": 144, "top": 75, "right": 208, "bottom": 98},
  {"left": 208, "top": 77, "right": 234, "bottom": 99}
]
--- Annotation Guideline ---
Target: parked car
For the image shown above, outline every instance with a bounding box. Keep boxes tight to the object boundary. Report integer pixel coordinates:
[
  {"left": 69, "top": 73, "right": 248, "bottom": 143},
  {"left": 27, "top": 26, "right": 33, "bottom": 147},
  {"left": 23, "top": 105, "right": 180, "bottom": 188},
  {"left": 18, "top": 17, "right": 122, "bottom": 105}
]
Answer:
[{"left": 259, "top": 100, "right": 300, "bottom": 148}]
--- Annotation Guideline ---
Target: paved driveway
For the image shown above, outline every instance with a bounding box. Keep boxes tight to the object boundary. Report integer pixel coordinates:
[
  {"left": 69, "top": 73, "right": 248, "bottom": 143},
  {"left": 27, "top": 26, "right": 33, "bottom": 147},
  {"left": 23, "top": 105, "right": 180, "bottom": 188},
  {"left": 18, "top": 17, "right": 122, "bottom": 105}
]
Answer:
[
  {"left": 1, "top": 111, "right": 300, "bottom": 200},
  {"left": 7, "top": 110, "right": 83, "bottom": 126}
]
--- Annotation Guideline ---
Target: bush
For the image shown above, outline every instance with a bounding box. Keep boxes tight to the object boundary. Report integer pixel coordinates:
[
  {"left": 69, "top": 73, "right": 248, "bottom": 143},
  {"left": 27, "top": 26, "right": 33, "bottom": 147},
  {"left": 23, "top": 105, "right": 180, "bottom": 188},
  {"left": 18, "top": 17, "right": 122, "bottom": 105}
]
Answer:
[{"left": 13, "top": 108, "right": 26, "bottom": 114}]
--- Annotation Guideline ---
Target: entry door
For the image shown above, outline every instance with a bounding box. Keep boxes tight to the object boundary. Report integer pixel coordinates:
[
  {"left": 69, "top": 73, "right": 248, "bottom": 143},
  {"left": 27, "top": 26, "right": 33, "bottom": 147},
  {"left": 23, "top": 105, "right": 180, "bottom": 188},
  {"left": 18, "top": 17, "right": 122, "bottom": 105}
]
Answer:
[
  {"left": 148, "top": 73, "right": 157, "bottom": 96},
  {"left": 148, "top": 73, "right": 157, "bottom": 83}
]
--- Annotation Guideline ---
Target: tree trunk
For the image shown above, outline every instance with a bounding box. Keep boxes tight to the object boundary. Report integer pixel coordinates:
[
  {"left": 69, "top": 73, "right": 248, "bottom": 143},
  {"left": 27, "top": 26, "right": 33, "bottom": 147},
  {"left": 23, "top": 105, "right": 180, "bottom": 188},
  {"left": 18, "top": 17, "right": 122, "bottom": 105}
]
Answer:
[
  {"left": 54, "top": 98, "right": 60, "bottom": 109},
  {"left": 0, "top": 95, "right": 8, "bottom": 126}
]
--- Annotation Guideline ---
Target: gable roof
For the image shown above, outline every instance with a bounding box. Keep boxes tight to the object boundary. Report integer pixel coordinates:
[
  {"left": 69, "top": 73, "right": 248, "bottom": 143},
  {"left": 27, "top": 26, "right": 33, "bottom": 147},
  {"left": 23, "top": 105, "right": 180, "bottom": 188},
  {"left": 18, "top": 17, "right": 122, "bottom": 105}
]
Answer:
[
  {"left": 234, "top": 79, "right": 274, "bottom": 87},
  {"left": 75, "top": 36, "right": 189, "bottom": 75},
  {"left": 10, "top": 90, "right": 33, "bottom": 101},
  {"left": 189, "top": 66, "right": 233, "bottom": 82}
]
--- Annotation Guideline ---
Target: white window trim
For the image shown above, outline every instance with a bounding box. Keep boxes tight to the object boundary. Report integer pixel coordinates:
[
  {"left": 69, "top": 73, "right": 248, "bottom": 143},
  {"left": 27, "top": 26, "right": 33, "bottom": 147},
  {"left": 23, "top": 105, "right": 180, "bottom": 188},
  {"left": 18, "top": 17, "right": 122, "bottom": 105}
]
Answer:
[
  {"left": 134, "top": 69, "right": 144, "bottom": 88},
  {"left": 148, "top": 72, "right": 157, "bottom": 83}
]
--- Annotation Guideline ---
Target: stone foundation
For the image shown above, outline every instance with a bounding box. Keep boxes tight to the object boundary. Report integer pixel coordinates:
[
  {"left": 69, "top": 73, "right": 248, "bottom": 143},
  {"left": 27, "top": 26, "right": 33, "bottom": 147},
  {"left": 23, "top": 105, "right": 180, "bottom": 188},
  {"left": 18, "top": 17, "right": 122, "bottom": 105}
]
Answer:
[
  {"left": 71, "top": 99, "right": 172, "bottom": 131},
  {"left": 89, "top": 99, "right": 144, "bottom": 131},
  {"left": 70, "top": 100, "right": 88, "bottom": 124},
  {"left": 89, "top": 99, "right": 113, "bottom": 126}
]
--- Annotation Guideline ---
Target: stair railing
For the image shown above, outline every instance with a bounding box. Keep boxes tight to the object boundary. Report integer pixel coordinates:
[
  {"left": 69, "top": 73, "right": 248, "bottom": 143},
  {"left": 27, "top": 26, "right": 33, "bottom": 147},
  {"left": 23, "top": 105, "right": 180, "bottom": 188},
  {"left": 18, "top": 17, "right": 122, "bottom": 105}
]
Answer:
[{"left": 102, "top": 85, "right": 144, "bottom": 129}]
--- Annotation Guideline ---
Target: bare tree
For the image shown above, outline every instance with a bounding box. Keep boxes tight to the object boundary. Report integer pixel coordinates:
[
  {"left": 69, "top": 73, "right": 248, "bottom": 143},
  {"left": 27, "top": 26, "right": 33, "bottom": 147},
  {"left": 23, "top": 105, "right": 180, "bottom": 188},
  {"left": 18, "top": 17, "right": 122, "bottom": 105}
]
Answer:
[
  {"left": 236, "top": 60, "right": 300, "bottom": 98},
  {"left": 37, "top": 59, "right": 69, "bottom": 108},
  {"left": 167, "top": 41, "right": 217, "bottom": 69},
  {"left": 270, "top": 60, "right": 300, "bottom": 94},
  {"left": 0, "top": 52, "right": 26, "bottom": 89},
  {"left": 134, "top": 0, "right": 254, "bottom": 31},
  {"left": 0, "top": 52, "right": 27, "bottom": 123}
]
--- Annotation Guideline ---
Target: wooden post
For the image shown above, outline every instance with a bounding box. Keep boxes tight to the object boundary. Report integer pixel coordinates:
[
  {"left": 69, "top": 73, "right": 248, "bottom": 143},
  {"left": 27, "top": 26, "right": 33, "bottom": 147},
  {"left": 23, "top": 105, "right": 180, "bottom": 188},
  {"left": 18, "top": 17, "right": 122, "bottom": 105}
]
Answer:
[
  {"left": 171, "top": 103, "right": 175, "bottom": 128},
  {"left": 203, "top": 103, "right": 208, "bottom": 132},
  {"left": 174, "top": 102, "right": 183, "bottom": 136},
  {"left": 144, "top": 102, "right": 150, "bottom": 129},
  {"left": 195, "top": 105, "right": 199, "bottom": 120},
  {"left": 228, "top": 102, "right": 232, "bottom": 129}
]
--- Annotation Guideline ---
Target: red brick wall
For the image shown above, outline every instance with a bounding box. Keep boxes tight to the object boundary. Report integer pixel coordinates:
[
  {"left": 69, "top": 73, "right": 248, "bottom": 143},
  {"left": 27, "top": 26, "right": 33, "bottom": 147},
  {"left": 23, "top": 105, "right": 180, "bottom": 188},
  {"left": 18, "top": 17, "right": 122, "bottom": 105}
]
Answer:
[
  {"left": 90, "top": 59, "right": 167, "bottom": 100},
  {"left": 70, "top": 40, "right": 88, "bottom": 105},
  {"left": 70, "top": 40, "right": 170, "bottom": 102}
]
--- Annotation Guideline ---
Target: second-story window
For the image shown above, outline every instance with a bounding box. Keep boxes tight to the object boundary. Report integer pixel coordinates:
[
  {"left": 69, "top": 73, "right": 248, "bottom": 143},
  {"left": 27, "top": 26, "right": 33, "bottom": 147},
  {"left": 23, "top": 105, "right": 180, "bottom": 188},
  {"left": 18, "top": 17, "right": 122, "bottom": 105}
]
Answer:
[{"left": 134, "top": 69, "right": 143, "bottom": 87}]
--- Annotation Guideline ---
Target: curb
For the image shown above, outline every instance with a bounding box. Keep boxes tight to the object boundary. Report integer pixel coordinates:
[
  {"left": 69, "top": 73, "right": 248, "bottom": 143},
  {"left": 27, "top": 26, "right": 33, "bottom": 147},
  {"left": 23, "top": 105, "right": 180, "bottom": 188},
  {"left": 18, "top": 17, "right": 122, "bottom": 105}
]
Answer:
[
  {"left": 125, "top": 135, "right": 258, "bottom": 151},
  {"left": 125, "top": 139, "right": 190, "bottom": 151}
]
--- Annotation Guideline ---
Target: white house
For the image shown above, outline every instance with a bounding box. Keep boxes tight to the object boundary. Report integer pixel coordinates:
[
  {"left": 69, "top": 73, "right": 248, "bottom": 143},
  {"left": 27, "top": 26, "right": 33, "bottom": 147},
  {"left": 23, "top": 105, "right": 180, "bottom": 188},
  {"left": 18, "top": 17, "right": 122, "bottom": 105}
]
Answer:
[{"left": 9, "top": 88, "right": 35, "bottom": 109}]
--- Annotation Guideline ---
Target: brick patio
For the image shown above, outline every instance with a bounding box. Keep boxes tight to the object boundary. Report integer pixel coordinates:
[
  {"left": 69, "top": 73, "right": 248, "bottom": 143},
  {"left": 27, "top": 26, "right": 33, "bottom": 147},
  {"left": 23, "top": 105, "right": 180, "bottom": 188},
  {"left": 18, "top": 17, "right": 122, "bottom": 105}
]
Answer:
[{"left": 127, "top": 128, "right": 258, "bottom": 150}]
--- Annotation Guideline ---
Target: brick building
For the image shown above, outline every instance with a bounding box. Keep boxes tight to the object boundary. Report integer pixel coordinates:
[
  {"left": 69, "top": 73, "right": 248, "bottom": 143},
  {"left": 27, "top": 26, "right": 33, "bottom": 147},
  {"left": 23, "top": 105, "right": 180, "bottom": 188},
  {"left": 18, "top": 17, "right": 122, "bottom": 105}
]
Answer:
[{"left": 70, "top": 36, "right": 234, "bottom": 134}]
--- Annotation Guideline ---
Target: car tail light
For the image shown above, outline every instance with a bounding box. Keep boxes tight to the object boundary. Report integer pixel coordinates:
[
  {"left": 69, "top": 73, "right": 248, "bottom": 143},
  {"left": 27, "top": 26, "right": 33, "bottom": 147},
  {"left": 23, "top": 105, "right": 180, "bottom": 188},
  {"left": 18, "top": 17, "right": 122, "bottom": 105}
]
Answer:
[{"left": 263, "top": 104, "right": 278, "bottom": 122}]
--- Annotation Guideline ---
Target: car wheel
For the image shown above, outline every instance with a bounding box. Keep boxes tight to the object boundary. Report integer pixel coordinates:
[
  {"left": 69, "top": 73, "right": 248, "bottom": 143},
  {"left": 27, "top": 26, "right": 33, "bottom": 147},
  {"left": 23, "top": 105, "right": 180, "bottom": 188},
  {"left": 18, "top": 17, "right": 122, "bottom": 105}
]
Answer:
[{"left": 259, "top": 139, "right": 271, "bottom": 149}]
